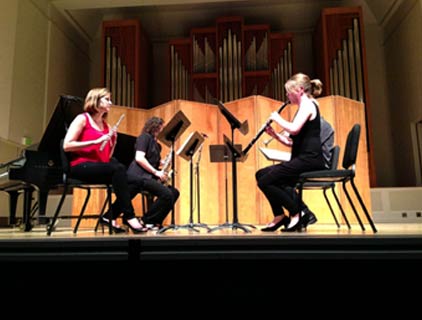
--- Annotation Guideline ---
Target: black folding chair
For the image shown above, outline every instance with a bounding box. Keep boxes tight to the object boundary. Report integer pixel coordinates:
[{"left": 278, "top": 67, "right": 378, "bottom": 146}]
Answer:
[
  {"left": 301, "top": 145, "right": 351, "bottom": 229},
  {"left": 296, "top": 124, "right": 377, "bottom": 233},
  {"left": 46, "top": 140, "right": 113, "bottom": 235}
]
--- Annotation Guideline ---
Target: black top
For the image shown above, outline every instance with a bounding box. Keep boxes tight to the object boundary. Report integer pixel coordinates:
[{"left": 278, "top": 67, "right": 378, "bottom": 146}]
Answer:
[
  {"left": 127, "top": 133, "right": 162, "bottom": 180},
  {"left": 291, "top": 102, "right": 324, "bottom": 167}
]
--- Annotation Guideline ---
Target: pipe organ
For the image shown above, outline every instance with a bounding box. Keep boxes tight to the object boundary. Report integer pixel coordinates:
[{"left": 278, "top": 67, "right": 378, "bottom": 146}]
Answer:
[
  {"left": 314, "top": 6, "right": 375, "bottom": 185},
  {"left": 170, "top": 39, "right": 191, "bottom": 101},
  {"left": 168, "top": 16, "right": 294, "bottom": 104},
  {"left": 270, "top": 33, "right": 293, "bottom": 101},
  {"left": 327, "top": 18, "right": 364, "bottom": 102},
  {"left": 219, "top": 28, "right": 242, "bottom": 102},
  {"left": 102, "top": 20, "right": 151, "bottom": 109}
]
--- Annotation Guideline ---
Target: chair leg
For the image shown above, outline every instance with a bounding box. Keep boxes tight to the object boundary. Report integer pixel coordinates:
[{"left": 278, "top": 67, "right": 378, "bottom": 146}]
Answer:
[
  {"left": 331, "top": 186, "right": 351, "bottom": 229},
  {"left": 296, "top": 183, "right": 304, "bottom": 231},
  {"left": 47, "top": 185, "right": 68, "bottom": 236},
  {"left": 342, "top": 181, "right": 365, "bottom": 231},
  {"left": 323, "top": 188, "right": 340, "bottom": 228},
  {"left": 350, "top": 178, "right": 377, "bottom": 233},
  {"left": 73, "top": 188, "right": 91, "bottom": 234},
  {"left": 94, "top": 193, "right": 110, "bottom": 233},
  {"left": 141, "top": 193, "right": 147, "bottom": 216},
  {"left": 106, "top": 186, "right": 113, "bottom": 235},
  {"left": 141, "top": 192, "right": 153, "bottom": 215}
]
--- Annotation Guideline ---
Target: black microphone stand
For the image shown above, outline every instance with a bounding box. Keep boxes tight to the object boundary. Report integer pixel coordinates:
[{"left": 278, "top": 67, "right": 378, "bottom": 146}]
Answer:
[
  {"left": 208, "top": 144, "right": 231, "bottom": 228},
  {"left": 177, "top": 148, "right": 199, "bottom": 232},
  {"left": 192, "top": 141, "right": 210, "bottom": 230},
  {"left": 222, "top": 154, "right": 230, "bottom": 226},
  {"left": 157, "top": 136, "right": 180, "bottom": 234}
]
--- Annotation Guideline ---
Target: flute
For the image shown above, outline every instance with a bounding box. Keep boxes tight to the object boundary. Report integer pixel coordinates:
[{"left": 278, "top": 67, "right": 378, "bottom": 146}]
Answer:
[
  {"left": 99, "top": 114, "right": 125, "bottom": 151},
  {"left": 242, "top": 100, "right": 290, "bottom": 155}
]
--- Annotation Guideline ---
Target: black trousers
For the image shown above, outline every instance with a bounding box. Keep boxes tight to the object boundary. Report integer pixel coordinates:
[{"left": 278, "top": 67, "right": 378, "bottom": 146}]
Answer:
[
  {"left": 70, "top": 158, "right": 135, "bottom": 220},
  {"left": 256, "top": 157, "right": 323, "bottom": 217},
  {"left": 128, "top": 176, "right": 179, "bottom": 225}
]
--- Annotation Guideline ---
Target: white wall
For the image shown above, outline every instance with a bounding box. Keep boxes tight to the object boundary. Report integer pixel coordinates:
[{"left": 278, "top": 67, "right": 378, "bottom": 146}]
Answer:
[
  {"left": 0, "top": 1, "right": 18, "bottom": 141},
  {"left": 0, "top": 0, "right": 90, "bottom": 219},
  {"left": 384, "top": 0, "right": 422, "bottom": 186}
]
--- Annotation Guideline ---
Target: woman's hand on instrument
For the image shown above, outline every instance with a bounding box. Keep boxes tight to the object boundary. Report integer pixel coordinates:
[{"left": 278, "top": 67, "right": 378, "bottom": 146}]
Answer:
[
  {"left": 97, "top": 133, "right": 111, "bottom": 145},
  {"left": 279, "top": 134, "right": 293, "bottom": 146},
  {"left": 265, "top": 125, "right": 277, "bottom": 138},
  {"left": 154, "top": 169, "right": 167, "bottom": 182},
  {"left": 269, "top": 111, "right": 282, "bottom": 124},
  {"left": 111, "top": 127, "right": 118, "bottom": 137}
]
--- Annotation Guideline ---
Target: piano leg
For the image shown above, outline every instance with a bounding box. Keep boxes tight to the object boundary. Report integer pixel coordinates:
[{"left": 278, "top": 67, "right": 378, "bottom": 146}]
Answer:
[
  {"left": 7, "top": 190, "right": 19, "bottom": 225},
  {"left": 23, "top": 187, "right": 34, "bottom": 231},
  {"left": 37, "top": 190, "right": 50, "bottom": 225}
]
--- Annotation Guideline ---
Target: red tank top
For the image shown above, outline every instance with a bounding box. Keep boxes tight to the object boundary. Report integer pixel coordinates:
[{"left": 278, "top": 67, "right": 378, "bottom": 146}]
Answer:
[{"left": 70, "top": 113, "right": 115, "bottom": 166}]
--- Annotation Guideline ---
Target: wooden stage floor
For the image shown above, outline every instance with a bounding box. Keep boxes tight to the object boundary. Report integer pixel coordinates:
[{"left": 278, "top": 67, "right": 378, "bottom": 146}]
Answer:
[{"left": 1, "top": 222, "right": 422, "bottom": 262}]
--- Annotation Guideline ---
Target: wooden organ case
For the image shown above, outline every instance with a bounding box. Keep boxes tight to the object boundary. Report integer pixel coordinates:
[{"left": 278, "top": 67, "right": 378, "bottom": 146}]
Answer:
[
  {"left": 169, "top": 16, "right": 294, "bottom": 103},
  {"left": 102, "top": 19, "right": 151, "bottom": 109}
]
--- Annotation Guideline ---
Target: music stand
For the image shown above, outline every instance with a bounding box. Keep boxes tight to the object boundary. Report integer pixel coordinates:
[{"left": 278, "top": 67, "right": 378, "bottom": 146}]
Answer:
[
  {"left": 209, "top": 100, "right": 254, "bottom": 233},
  {"left": 176, "top": 131, "right": 206, "bottom": 232},
  {"left": 156, "top": 110, "right": 191, "bottom": 234},
  {"left": 214, "top": 99, "right": 249, "bottom": 137},
  {"left": 209, "top": 144, "right": 242, "bottom": 228}
]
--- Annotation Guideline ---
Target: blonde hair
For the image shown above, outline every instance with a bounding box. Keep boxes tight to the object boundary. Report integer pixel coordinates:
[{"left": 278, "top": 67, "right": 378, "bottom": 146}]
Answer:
[
  {"left": 285, "top": 73, "right": 323, "bottom": 98},
  {"left": 84, "top": 87, "right": 111, "bottom": 117}
]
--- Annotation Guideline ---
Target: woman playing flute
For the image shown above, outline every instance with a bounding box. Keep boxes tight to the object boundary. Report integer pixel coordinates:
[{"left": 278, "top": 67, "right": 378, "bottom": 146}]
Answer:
[{"left": 63, "top": 87, "right": 146, "bottom": 233}]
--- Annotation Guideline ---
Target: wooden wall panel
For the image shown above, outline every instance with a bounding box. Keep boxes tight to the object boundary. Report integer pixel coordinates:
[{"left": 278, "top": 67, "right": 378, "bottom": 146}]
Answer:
[{"left": 73, "top": 95, "right": 371, "bottom": 228}]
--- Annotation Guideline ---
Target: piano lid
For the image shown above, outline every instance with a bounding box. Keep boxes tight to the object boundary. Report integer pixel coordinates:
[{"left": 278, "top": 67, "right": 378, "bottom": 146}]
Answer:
[{"left": 38, "top": 95, "right": 84, "bottom": 153}]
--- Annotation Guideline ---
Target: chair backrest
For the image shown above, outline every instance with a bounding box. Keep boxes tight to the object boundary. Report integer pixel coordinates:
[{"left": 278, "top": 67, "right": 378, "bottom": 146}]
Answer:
[
  {"left": 320, "top": 117, "right": 335, "bottom": 169},
  {"left": 342, "top": 124, "right": 361, "bottom": 169},
  {"left": 59, "top": 139, "right": 71, "bottom": 175},
  {"left": 329, "top": 145, "right": 340, "bottom": 170}
]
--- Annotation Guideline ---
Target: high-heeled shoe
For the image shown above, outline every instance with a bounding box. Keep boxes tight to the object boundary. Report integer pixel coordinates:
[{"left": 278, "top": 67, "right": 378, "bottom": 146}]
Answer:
[
  {"left": 281, "top": 216, "right": 303, "bottom": 232},
  {"left": 123, "top": 218, "right": 148, "bottom": 233},
  {"left": 282, "top": 210, "right": 317, "bottom": 232},
  {"left": 302, "top": 208, "right": 317, "bottom": 228},
  {"left": 99, "top": 217, "right": 126, "bottom": 233},
  {"left": 261, "top": 216, "right": 290, "bottom": 232}
]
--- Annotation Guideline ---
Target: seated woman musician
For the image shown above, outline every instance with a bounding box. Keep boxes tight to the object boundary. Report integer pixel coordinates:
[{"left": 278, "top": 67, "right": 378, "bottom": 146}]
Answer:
[
  {"left": 256, "top": 73, "right": 325, "bottom": 232},
  {"left": 63, "top": 87, "right": 146, "bottom": 233},
  {"left": 127, "top": 116, "right": 179, "bottom": 230}
]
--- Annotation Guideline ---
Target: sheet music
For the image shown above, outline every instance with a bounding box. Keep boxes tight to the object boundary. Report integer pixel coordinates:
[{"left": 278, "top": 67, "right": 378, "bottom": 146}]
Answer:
[
  {"left": 259, "top": 147, "right": 291, "bottom": 162},
  {"left": 176, "top": 131, "right": 204, "bottom": 161},
  {"left": 177, "top": 132, "right": 195, "bottom": 156}
]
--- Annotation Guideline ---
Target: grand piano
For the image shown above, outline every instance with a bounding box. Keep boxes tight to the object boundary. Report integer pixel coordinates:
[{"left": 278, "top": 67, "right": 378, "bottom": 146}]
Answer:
[{"left": 0, "top": 95, "right": 136, "bottom": 231}]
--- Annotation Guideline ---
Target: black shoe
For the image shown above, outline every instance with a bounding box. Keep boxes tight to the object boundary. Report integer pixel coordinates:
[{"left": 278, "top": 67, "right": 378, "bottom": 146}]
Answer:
[
  {"left": 123, "top": 218, "right": 148, "bottom": 234},
  {"left": 261, "top": 216, "right": 290, "bottom": 232},
  {"left": 99, "top": 217, "right": 126, "bottom": 234},
  {"left": 281, "top": 216, "right": 303, "bottom": 232},
  {"left": 281, "top": 210, "right": 317, "bottom": 232},
  {"left": 302, "top": 208, "right": 317, "bottom": 228}
]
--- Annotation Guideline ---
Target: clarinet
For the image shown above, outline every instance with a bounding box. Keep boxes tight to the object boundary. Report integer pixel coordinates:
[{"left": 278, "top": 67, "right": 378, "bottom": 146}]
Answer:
[
  {"left": 242, "top": 100, "right": 290, "bottom": 156},
  {"left": 99, "top": 114, "right": 125, "bottom": 151}
]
